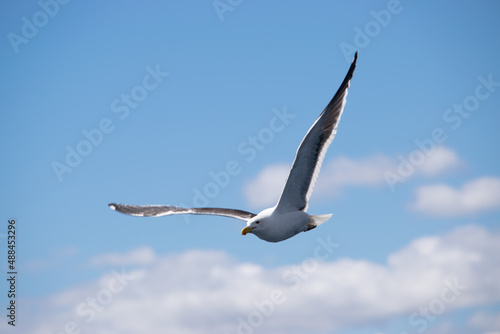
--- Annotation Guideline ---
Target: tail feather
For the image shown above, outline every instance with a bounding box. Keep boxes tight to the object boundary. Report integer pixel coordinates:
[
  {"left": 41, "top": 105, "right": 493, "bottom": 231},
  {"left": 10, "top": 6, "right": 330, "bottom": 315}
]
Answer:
[{"left": 306, "top": 214, "right": 333, "bottom": 231}]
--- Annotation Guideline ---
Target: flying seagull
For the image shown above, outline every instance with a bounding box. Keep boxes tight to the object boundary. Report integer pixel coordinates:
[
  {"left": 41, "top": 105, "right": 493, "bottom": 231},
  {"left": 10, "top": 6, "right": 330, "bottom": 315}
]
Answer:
[{"left": 109, "top": 52, "right": 358, "bottom": 242}]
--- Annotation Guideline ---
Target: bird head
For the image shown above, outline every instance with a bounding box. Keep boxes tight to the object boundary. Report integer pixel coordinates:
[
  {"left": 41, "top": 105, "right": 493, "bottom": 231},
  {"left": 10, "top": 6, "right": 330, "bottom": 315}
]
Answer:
[
  {"left": 241, "top": 207, "right": 274, "bottom": 236},
  {"left": 241, "top": 218, "right": 261, "bottom": 235}
]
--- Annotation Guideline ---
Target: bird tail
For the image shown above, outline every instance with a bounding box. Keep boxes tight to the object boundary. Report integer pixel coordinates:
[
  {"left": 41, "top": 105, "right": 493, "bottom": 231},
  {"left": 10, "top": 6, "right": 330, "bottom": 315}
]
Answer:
[
  {"left": 306, "top": 214, "right": 333, "bottom": 231},
  {"left": 311, "top": 214, "right": 332, "bottom": 226}
]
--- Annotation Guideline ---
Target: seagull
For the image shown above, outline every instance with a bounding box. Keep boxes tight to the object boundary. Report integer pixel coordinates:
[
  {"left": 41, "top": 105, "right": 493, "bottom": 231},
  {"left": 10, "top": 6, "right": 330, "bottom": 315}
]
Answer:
[{"left": 109, "top": 52, "right": 357, "bottom": 242}]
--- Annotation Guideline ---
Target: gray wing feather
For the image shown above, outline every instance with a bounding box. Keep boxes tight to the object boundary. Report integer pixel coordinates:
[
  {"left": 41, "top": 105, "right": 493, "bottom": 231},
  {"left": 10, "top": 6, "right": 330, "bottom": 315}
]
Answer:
[
  {"left": 276, "top": 52, "right": 357, "bottom": 212},
  {"left": 109, "top": 203, "right": 256, "bottom": 221}
]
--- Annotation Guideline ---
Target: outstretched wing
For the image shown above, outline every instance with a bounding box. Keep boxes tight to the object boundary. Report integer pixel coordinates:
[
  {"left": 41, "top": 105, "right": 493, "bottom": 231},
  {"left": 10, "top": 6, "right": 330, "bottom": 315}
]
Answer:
[
  {"left": 109, "top": 203, "right": 256, "bottom": 222},
  {"left": 276, "top": 52, "right": 357, "bottom": 213}
]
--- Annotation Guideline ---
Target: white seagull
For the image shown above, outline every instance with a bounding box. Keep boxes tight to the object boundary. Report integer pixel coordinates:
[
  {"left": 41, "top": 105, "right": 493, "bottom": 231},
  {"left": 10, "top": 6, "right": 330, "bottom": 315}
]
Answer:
[{"left": 109, "top": 52, "right": 357, "bottom": 242}]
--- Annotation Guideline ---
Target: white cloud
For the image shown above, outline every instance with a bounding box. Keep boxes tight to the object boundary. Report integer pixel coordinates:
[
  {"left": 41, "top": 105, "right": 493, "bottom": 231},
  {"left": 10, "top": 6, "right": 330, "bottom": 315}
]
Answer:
[
  {"left": 411, "top": 177, "right": 500, "bottom": 216},
  {"left": 243, "top": 164, "right": 289, "bottom": 207},
  {"left": 316, "top": 154, "right": 395, "bottom": 192},
  {"left": 243, "top": 155, "right": 395, "bottom": 208},
  {"left": 419, "top": 145, "right": 462, "bottom": 176},
  {"left": 89, "top": 246, "right": 157, "bottom": 266},
  {"left": 9, "top": 225, "right": 500, "bottom": 334},
  {"left": 468, "top": 311, "right": 500, "bottom": 333},
  {"left": 22, "top": 246, "right": 80, "bottom": 273},
  {"left": 243, "top": 146, "right": 462, "bottom": 208}
]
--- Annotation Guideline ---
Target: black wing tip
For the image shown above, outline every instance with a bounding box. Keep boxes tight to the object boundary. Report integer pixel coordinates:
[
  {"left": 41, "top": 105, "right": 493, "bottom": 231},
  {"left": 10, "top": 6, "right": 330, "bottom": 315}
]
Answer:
[
  {"left": 351, "top": 52, "right": 358, "bottom": 70},
  {"left": 108, "top": 203, "right": 118, "bottom": 210},
  {"left": 348, "top": 51, "right": 358, "bottom": 76}
]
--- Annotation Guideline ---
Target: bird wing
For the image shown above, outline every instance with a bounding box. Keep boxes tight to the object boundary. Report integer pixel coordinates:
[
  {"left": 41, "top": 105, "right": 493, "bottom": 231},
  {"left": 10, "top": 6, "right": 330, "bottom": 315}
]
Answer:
[
  {"left": 275, "top": 52, "right": 357, "bottom": 213},
  {"left": 109, "top": 203, "right": 256, "bottom": 222}
]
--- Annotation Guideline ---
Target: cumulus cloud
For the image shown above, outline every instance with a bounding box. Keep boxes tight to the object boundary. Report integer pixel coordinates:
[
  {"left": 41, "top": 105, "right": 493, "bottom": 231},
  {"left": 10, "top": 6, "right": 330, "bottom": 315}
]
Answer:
[
  {"left": 8, "top": 225, "right": 500, "bottom": 334},
  {"left": 22, "top": 246, "right": 79, "bottom": 273},
  {"left": 243, "top": 146, "right": 461, "bottom": 208},
  {"left": 468, "top": 311, "right": 500, "bottom": 333},
  {"left": 243, "top": 164, "right": 289, "bottom": 207},
  {"left": 316, "top": 154, "right": 395, "bottom": 192},
  {"left": 418, "top": 145, "right": 462, "bottom": 176},
  {"left": 410, "top": 177, "right": 500, "bottom": 216},
  {"left": 243, "top": 155, "right": 394, "bottom": 208},
  {"left": 89, "top": 246, "right": 157, "bottom": 266}
]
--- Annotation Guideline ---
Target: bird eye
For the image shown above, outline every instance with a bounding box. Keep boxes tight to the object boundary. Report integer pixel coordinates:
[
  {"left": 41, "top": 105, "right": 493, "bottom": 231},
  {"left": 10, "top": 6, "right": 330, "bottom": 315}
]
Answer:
[{"left": 255, "top": 221, "right": 260, "bottom": 224}]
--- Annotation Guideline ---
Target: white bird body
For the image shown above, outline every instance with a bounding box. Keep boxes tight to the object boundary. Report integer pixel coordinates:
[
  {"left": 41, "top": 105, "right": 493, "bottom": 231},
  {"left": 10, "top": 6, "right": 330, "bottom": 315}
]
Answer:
[
  {"left": 109, "top": 52, "right": 358, "bottom": 243},
  {"left": 246, "top": 208, "right": 308, "bottom": 242},
  {"left": 245, "top": 209, "right": 332, "bottom": 242}
]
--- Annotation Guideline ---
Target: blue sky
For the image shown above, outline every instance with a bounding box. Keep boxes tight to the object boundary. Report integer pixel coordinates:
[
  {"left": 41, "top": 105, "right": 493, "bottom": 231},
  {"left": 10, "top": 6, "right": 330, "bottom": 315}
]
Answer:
[{"left": 1, "top": 1, "right": 500, "bottom": 333}]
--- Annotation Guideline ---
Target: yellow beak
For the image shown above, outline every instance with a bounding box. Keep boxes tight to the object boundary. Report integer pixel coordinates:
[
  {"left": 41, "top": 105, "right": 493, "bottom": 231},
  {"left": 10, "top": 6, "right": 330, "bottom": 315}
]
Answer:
[{"left": 241, "top": 226, "right": 256, "bottom": 235}]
